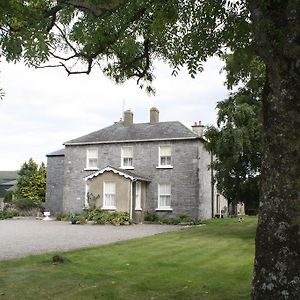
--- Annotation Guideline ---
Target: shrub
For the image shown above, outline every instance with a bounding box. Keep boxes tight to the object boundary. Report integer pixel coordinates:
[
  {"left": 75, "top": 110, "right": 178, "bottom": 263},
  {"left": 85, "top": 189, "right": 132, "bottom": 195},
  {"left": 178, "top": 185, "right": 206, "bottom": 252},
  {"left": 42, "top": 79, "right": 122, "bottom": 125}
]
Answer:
[
  {"left": 87, "top": 209, "right": 129, "bottom": 225},
  {"left": 144, "top": 212, "right": 201, "bottom": 225},
  {"left": 87, "top": 209, "right": 112, "bottom": 224},
  {"left": 76, "top": 215, "right": 87, "bottom": 225},
  {"left": 4, "top": 192, "right": 13, "bottom": 203},
  {"left": 55, "top": 212, "right": 68, "bottom": 221},
  {"left": 144, "top": 212, "right": 160, "bottom": 222},
  {"left": 13, "top": 198, "right": 38, "bottom": 210},
  {"left": 111, "top": 211, "right": 130, "bottom": 225},
  {"left": 0, "top": 209, "right": 19, "bottom": 220}
]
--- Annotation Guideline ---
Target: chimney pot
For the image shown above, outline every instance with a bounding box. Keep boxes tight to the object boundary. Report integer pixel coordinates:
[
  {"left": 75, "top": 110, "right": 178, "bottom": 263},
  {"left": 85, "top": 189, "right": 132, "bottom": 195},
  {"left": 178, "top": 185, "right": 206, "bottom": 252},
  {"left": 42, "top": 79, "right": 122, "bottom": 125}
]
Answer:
[
  {"left": 191, "top": 121, "right": 204, "bottom": 137},
  {"left": 123, "top": 110, "right": 133, "bottom": 126},
  {"left": 150, "top": 107, "right": 159, "bottom": 124}
]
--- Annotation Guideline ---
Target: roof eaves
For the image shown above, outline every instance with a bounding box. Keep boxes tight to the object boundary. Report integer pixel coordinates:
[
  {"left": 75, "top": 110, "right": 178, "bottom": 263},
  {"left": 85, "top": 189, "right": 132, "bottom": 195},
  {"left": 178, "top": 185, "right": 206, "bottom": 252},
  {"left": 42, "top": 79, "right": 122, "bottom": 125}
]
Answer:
[
  {"left": 84, "top": 166, "right": 135, "bottom": 181},
  {"left": 84, "top": 166, "right": 150, "bottom": 182},
  {"left": 64, "top": 136, "right": 200, "bottom": 146}
]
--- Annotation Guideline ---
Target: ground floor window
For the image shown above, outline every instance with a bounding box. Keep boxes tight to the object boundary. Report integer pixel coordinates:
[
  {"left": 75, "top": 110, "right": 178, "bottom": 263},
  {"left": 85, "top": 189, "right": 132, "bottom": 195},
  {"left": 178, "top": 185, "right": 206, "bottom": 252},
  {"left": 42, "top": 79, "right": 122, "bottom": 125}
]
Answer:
[
  {"left": 103, "top": 181, "right": 116, "bottom": 209},
  {"left": 158, "top": 184, "right": 171, "bottom": 209},
  {"left": 135, "top": 182, "right": 142, "bottom": 210}
]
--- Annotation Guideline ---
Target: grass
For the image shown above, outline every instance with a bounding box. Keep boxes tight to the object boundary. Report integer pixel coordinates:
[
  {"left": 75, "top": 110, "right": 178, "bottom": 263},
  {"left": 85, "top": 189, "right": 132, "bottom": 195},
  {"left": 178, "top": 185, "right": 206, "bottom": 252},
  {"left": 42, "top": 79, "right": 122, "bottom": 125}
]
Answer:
[{"left": 0, "top": 216, "right": 257, "bottom": 300}]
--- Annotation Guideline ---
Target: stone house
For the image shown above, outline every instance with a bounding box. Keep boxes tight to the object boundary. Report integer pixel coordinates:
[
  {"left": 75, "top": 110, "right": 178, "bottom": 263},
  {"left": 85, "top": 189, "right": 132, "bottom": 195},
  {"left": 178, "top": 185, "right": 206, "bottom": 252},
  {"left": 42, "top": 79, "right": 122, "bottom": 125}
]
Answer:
[{"left": 46, "top": 108, "right": 219, "bottom": 222}]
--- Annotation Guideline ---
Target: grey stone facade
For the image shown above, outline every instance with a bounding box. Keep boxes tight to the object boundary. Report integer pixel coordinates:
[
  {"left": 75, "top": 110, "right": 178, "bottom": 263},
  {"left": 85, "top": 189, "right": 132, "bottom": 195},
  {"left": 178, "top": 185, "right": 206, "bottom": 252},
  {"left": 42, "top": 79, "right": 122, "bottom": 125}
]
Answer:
[
  {"left": 45, "top": 154, "right": 65, "bottom": 213},
  {"left": 46, "top": 110, "right": 214, "bottom": 220}
]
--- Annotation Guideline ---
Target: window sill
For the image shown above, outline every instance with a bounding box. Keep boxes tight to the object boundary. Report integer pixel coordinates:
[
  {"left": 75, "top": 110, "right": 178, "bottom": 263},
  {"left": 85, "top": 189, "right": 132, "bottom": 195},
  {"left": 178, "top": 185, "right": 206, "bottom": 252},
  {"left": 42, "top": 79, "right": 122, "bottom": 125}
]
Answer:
[
  {"left": 84, "top": 167, "right": 99, "bottom": 171},
  {"left": 156, "top": 166, "right": 173, "bottom": 169},
  {"left": 135, "top": 208, "right": 142, "bottom": 211},
  {"left": 156, "top": 208, "right": 173, "bottom": 211},
  {"left": 120, "top": 166, "right": 135, "bottom": 170},
  {"left": 102, "top": 206, "right": 116, "bottom": 210}
]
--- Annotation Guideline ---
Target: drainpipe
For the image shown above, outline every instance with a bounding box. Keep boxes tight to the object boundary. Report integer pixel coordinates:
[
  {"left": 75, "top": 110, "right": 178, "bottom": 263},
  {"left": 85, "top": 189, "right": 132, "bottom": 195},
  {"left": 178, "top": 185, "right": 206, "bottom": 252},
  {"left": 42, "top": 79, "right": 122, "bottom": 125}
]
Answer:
[
  {"left": 211, "top": 152, "right": 215, "bottom": 218},
  {"left": 129, "top": 181, "right": 133, "bottom": 220}
]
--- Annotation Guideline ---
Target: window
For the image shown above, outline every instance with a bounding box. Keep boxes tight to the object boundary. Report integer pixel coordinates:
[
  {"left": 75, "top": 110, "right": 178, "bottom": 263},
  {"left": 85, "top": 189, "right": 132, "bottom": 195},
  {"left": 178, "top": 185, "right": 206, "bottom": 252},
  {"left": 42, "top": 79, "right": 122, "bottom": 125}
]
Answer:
[
  {"left": 103, "top": 182, "right": 116, "bottom": 209},
  {"left": 84, "top": 183, "right": 90, "bottom": 208},
  {"left": 159, "top": 146, "right": 172, "bottom": 167},
  {"left": 121, "top": 146, "right": 133, "bottom": 168},
  {"left": 135, "top": 182, "right": 142, "bottom": 210},
  {"left": 86, "top": 148, "right": 98, "bottom": 169},
  {"left": 157, "top": 184, "right": 172, "bottom": 210}
]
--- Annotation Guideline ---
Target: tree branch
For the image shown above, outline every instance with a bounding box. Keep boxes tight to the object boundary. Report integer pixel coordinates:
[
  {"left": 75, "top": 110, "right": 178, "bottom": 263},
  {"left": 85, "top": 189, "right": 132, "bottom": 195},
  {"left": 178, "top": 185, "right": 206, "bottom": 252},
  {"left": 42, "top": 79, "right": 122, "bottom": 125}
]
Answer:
[{"left": 56, "top": 0, "right": 128, "bottom": 17}]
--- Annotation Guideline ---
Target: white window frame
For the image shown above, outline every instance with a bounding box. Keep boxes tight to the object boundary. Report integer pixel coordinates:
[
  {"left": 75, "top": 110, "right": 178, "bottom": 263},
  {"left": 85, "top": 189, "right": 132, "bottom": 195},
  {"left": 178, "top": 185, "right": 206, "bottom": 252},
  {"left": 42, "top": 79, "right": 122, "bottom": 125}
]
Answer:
[
  {"left": 157, "top": 145, "right": 173, "bottom": 169},
  {"left": 103, "top": 181, "right": 116, "bottom": 210},
  {"left": 84, "top": 183, "right": 90, "bottom": 209},
  {"left": 135, "top": 181, "right": 142, "bottom": 210},
  {"left": 86, "top": 148, "right": 98, "bottom": 170},
  {"left": 156, "top": 184, "right": 172, "bottom": 211},
  {"left": 121, "top": 146, "right": 134, "bottom": 169}
]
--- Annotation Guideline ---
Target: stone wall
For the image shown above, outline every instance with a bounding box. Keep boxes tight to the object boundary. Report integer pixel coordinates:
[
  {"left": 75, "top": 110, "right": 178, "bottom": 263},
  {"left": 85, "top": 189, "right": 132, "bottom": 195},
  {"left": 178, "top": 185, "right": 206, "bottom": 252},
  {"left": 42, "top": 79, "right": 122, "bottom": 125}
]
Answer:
[
  {"left": 45, "top": 155, "right": 65, "bottom": 215},
  {"left": 197, "top": 143, "right": 213, "bottom": 219},
  {"left": 61, "top": 139, "right": 212, "bottom": 219}
]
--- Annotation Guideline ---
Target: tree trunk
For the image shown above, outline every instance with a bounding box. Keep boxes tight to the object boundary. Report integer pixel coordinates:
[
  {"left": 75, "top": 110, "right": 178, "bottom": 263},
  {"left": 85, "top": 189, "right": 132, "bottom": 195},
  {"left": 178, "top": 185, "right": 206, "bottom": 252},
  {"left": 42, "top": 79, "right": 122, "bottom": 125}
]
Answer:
[{"left": 248, "top": 1, "right": 300, "bottom": 298}]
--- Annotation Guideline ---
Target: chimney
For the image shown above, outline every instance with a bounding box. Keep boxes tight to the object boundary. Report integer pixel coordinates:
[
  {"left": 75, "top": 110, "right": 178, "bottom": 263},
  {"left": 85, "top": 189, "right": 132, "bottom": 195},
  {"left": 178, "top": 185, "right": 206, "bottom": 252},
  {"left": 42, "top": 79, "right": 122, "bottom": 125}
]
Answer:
[
  {"left": 150, "top": 107, "right": 159, "bottom": 124},
  {"left": 123, "top": 110, "right": 133, "bottom": 126},
  {"left": 191, "top": 121, "right": 204, "bottom": 137}
]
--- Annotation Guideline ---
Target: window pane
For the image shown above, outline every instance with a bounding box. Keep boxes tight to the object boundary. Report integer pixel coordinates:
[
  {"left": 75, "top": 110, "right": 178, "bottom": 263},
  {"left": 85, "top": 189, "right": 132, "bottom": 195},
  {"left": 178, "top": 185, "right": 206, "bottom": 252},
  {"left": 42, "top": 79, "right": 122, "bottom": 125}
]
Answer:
[
  {"left": 160, "top": 156, "right": 171, "bottom": 166},
  {"left": 122, "top": 147, "right": 133, "bottom": 157},
  {"left": 160, "top": 146, "right": 171, "bottom": 156},
  {"left": 88, "top": 158, "right": 98, "bottom": 168},
  {"left": 87, "top": 149, "right": 98, "bottom": 158},
  {"left": 160, "top": 195, "right": 171, "bottom": 207},
  {"left": 105, "top": 182, "right": 116, "bottom": 193},
  {"left": 104, "top": 182, "right": 116, "bottom": 207},
  {"left": 160, "top": 184, "right": 171, "bottom": 195},
  {"left": 105, "top": 194, "right": 115, "bottom": 207},
  {"left": 123, "top": 157, "right": 133, "bottom": 166}
]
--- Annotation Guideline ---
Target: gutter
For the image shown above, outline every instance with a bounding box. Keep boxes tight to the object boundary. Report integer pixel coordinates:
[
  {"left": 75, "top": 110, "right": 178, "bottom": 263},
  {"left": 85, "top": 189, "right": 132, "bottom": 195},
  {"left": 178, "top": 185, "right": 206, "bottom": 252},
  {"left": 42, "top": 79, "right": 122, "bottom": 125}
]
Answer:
[{"left": 64, "top": 136, "right": 204, "bottom": 146}]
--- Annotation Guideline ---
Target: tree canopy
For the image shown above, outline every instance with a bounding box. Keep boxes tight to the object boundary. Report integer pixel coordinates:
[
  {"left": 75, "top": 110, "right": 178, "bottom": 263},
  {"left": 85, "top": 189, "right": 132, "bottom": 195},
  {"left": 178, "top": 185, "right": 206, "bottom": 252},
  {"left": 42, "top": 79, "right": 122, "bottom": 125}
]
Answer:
[
  {"left": 15, "top": 158, "right": 46, "bottom": 206},
  {"left": 0, "top": 0, "right": 251, "bottom": 92},
  {"left": 205, "top": 53, "right": 264, "bottom": 210}
]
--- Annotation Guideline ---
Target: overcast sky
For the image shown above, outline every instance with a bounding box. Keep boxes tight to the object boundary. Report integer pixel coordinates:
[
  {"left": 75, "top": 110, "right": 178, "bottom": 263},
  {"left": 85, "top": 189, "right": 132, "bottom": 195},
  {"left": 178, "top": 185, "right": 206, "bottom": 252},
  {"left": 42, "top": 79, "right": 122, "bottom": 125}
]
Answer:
[{"left": 0, "top": 57, "right": 228, "bottom": 170}]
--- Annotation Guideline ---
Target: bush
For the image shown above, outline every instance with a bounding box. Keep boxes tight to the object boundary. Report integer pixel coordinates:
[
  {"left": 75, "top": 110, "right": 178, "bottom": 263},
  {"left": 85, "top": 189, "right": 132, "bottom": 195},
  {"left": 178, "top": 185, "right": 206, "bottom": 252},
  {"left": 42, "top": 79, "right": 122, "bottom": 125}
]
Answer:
[
  {"left": 13, "top": 198, "right": 38, "bottom": 210},
  {"left": 144, "top": 212, "right": 160, "bottom": 222},
  {"left": 55, "top": 212, "right": 68, "bottom": 221},
  {"left": 87, "top": 209, "right": 129, "bottom": 225},
  {"left": 87, "top": 209, "right": 112, "bottom": 224},
  {"left": 160, "top": 216, "right": 181, "bottom": 225},
  {"left": 0, "top": 209, "right": 19, "bottom": 220},
  {"left": 144, "top": 212, "right": 201, "bottom": 225},
  {"left": 111, "top": 211, "right": 130, "bottom": 225},
  {"left": 4, "top": 192, "right": 13, "bottom": 203},
  {"left": 76, "top": 215, "right": 87, "bottom": 225}
]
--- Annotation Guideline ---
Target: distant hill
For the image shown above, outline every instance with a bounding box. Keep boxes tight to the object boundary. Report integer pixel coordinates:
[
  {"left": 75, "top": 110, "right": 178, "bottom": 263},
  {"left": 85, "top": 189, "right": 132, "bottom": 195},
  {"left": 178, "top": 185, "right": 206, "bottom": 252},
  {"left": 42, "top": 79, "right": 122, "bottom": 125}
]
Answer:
[{"left": 0, "top": 171, "right": 19, "bottom": 197}]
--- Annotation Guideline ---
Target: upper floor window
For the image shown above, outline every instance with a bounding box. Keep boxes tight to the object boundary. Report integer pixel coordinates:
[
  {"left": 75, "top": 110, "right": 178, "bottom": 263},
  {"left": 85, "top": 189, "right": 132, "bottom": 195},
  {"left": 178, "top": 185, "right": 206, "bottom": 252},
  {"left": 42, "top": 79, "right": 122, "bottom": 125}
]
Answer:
[
  {"left": 103, "top": 181, "right": 116, "bottom": 209},
  {"left": 159, "top": 145, "right": 172, "bottom": 167},
  {"left": 86, "top": 148, "right": 98, "bottom": 169},
  {"left": 121, "top": 146, "right": 133, "bottom": 168},
  {"left": 157, "top": 184, "right": 172, "bottom": 210}
]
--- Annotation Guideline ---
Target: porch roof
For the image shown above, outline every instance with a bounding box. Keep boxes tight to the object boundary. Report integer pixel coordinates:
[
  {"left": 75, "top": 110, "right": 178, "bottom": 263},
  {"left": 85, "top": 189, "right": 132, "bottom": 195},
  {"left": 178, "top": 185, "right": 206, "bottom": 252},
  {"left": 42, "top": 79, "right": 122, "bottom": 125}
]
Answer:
[{"left": 84, "top": 166, "right": 151, "bottom": 182}]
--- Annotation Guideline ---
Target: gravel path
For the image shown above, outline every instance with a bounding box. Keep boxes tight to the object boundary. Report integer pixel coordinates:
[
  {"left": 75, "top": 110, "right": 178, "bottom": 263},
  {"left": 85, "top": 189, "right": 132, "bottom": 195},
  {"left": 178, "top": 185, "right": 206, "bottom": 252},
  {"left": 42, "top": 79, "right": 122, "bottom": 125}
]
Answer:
[{"left": 0, "top": 218, "right": 179, "bottom": 260}]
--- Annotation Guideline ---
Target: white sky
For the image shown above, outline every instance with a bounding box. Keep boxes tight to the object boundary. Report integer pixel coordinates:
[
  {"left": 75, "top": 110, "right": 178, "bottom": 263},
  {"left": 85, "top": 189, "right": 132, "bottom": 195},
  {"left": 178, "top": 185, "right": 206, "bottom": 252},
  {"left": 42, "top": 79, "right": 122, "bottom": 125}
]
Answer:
[{"left": 0, "top": 57, "right": 228, "bottom": 170}]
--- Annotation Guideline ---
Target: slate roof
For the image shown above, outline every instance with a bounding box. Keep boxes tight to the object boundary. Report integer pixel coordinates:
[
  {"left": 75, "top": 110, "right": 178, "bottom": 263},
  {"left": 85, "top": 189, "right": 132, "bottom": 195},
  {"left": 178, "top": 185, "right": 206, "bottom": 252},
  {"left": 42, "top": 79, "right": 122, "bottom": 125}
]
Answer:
[
  {"left": 65, "top": 121, "right": 200, "bottom": 145},
  {"left": 46, "top": 148, "right": 65, "bottom": 157}
]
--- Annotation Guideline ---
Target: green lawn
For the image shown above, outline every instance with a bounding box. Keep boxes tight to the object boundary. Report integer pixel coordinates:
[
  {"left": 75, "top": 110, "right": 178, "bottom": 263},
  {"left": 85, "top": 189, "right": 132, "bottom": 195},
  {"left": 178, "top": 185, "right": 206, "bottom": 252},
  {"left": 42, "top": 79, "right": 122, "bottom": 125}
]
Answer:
[{"left": 0, "top": 217, "right": 257, "bottom": 300}]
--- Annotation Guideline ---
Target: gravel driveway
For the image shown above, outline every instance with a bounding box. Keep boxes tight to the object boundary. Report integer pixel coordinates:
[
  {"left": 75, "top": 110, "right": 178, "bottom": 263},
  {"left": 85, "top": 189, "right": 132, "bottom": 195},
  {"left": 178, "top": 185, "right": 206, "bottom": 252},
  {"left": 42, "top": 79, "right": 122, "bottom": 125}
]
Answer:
[{"left": 0, "top": 218, "right": 179, "bottom": 260}]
